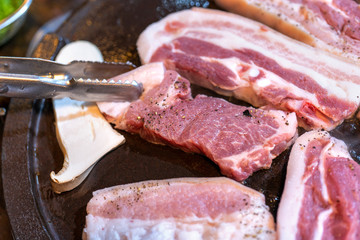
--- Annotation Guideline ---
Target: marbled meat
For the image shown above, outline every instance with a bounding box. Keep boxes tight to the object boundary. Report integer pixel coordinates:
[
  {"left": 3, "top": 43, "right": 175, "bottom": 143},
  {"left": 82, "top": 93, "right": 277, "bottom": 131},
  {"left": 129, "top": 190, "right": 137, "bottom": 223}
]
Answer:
[
  {"left": 277, "top": 130, "right": 360, "bottom": 240},
  {"left": 98, "top": 63, "right": 297, "bottom": 181},
  {"left": 215, "top": 0, "right": 360, "bottom": 64},
  {"left": 137, "top": 7, "right": 360, "bottom": 130},
  {"left": 83, "top": 177, "right": 276, "bottom": 240}
]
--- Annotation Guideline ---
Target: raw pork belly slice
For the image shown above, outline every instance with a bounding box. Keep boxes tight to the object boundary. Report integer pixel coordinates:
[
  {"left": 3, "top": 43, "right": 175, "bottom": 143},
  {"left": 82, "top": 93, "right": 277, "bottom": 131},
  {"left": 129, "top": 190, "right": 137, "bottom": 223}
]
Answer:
[
  {"left": 83, "top": 177, "right": 276, "bottom": 240},
  {"left": 98, "top": 63, "right": 297, "bottom": 181},
  {"left": 277, "top": 131, "right": 360, "bottom": 240},
  {"left": 137, "top": 7, "right": 360, "bottom": 130},
  {"left": 215, "top": 0, "right": 360, "bottom": 63}
]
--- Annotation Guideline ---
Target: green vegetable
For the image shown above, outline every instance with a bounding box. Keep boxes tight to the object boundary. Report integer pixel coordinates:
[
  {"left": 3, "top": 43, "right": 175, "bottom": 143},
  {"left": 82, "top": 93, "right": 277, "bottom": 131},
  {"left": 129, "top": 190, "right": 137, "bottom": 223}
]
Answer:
[{"left": 0, "top": 0, "right": 24, "bottom": 21}]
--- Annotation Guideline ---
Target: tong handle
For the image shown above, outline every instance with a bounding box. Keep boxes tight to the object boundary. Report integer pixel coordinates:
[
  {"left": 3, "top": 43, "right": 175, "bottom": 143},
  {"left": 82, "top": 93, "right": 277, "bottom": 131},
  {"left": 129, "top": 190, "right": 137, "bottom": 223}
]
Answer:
[{"left": 0, "top": 57, "right": 69, "bottom": 75}]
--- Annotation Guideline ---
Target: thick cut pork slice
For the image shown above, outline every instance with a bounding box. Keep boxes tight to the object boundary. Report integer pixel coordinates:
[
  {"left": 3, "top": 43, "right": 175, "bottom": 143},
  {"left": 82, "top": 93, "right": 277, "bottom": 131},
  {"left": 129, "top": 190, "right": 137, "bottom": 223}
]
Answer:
[
  {"left": 83, "top": 177, "right": 276, "bottom": 240},
  {"left": 277, "top": 131, "right": 360, "bottom": 240},
  {"left": 98, "top": 63, "right": 297, "bottom": 181},
  {"left": 137, "top": 7, "right": 360, "bottom": 130},
  {"left": 215, "top": 0, "right": 360, "bottom": 64}
]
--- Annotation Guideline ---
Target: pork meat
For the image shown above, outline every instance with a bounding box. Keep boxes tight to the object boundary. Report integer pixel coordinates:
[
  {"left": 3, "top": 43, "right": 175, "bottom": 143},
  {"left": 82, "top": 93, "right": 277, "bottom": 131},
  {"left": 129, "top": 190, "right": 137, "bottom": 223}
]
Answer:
[
  {"left": 98, "top": 63, "right": 297, "bottom": 181},
  {"left": 137, "top": 7, "right": 360, "bottom": 130},
  {"left": 83, "top": 177, "right": 276, "bottom": 240},
  {"left": 277, "top": 130, "right": 360, "bottom": 240},
  {"left": 215, "top": 0, "right": 360, "bottom": 64}
]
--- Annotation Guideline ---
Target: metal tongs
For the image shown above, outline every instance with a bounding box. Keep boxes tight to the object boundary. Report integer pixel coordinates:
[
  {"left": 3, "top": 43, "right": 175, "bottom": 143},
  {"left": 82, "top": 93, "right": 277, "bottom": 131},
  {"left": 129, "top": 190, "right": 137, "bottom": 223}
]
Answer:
[{"left": 0, "top": 57, "right": 143, "bottom": 102}]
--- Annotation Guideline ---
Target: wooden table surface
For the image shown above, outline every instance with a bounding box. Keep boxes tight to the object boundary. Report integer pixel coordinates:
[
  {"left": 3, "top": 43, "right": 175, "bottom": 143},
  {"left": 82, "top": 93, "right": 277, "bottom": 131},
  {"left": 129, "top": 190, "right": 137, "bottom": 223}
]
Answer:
[{"left": 0, "top": 0, "right": 84, "bottom": 238}]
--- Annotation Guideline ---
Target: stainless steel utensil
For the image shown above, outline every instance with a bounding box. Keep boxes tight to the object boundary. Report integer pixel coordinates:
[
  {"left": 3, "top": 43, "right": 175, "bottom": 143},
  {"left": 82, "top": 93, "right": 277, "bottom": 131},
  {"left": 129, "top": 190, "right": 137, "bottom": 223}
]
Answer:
[{"left": 0, "top": 57, "right": 143, "bottom": 102}]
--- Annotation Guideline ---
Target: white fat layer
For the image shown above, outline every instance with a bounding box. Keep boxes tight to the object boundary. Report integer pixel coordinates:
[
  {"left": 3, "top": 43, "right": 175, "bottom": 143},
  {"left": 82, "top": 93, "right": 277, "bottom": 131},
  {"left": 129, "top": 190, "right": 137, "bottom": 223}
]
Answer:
[
  {"left": 248, "top": 68, "right": 260, "bottom": 78},
  {"left": 322, "top": 0, "right": 333, "bottom": 4},
  {"left": 84, "top": 213, "right": 274, "bottom": 240},
  {"left": 256, "top": 78, "right": 271, "bottom": 88},
  {"left": 137, "top": 8, "right": 360, "bottom": 104},
  {"left": 97, "top": 63, "right": 165, "bottom": 120},
  {"left": 199, "top": 56, "right": 250, "bottom": 89},
  {"left": 319, "top": 142, "right": 334, "bottom": 202},
  {"left": 271, "top": 0, "right": 302, "bottom": 11},
  {"left": 108, "top": 62, "right": 165, "bottom": 95},
  {"left": 230, "top": 0, "right": 308, "bottom": 32},
  {"left": 324, "top": 136, "right": 350, "bottom": 157},
  {"left": 50, "top": 41, "right": 125, "bottom": 193},
  {"left": 313, "top": 208, "right": 333, "bottom": 240}
]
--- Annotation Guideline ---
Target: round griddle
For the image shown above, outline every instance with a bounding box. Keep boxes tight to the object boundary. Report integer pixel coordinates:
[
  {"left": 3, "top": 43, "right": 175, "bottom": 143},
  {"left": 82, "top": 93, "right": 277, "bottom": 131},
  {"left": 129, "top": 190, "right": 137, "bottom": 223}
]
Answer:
[{"left": 2, "top": 0, "right": 360, "bottom": 239}]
